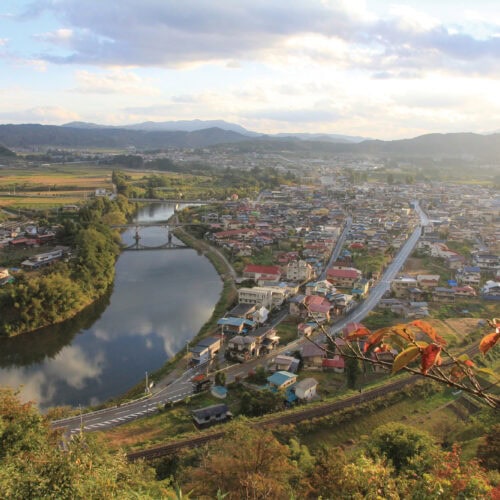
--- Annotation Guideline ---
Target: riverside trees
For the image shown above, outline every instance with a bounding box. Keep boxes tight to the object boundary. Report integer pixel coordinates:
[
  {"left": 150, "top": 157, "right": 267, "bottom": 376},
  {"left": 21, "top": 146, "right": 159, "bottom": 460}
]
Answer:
[{"left": 0, "top": 195, "right": 133, "bottom": 336}]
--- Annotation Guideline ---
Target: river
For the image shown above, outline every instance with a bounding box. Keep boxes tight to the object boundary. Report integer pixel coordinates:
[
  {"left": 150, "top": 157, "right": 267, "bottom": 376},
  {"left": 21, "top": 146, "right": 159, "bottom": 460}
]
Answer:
[{"left": 0, "top": 203, "right": 222, "bottom": 410}]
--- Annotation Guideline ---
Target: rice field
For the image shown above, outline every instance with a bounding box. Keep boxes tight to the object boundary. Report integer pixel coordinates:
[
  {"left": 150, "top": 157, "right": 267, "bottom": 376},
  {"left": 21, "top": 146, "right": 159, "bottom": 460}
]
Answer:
[{"left": 0, "top": 164, "right": 115, "bottom": 210}]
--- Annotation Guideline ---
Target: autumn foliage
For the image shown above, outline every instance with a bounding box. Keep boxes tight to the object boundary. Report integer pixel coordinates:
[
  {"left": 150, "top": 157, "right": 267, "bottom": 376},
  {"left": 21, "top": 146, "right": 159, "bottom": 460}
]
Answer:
[{"left": 340, "top": 318, "right": 500, "bottom": 408}]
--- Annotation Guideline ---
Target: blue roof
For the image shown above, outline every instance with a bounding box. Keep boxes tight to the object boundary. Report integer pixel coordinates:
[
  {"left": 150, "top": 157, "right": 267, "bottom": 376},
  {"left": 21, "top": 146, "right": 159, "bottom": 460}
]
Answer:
[
  {"left": 218, "top": 317, "right": 255, "bottom": 327},
  {"left": 267, "top": 371, "right": 296, "bottom": 387},
  {"left": 463, "top": 266, "right": 480, "bottom": 273}
]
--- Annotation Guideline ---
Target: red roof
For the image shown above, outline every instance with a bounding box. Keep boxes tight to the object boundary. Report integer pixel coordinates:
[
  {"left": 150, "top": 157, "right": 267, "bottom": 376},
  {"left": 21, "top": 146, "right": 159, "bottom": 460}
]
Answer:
[
  {"left": 327, "top": 268, "right": 360, "bottom": 279},
  {"left": 243, "top": 264, "right": 281, "bottom": 275},
  {"left": 323, "top": 357, "right": 345, "bottom": 368}
]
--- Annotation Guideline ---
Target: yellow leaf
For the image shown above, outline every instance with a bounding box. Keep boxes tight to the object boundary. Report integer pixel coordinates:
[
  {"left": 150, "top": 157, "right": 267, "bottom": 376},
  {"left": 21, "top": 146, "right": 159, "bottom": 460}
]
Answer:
[{"left": 392, "top": 345, "right": 421, "bottom": 373}]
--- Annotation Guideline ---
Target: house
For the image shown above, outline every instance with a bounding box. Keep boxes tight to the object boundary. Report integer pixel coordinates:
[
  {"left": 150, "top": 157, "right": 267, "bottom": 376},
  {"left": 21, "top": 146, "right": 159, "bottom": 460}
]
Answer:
[
  {"left": 297, "top": 322, "right": 314, "bottom": 337},
  {"left": 226, "top": 326, "right": 279, "bottom": 361},
  {"left": 304, "top": 295, "right": 331, "bottom": 323},
  {"left": 270, "top": 354, "right": 300, "bottom": 373},
  {"left": 391, "top": 277, "right": 418, "bottom": 298},
  {"left": 482, "top": 281, "right": 500, "bottom": 300},
  {"left": 322, "top": 356, "right": 345, "bottom": 373},
  {"left": 302, "top": 342, "right": 326, "bottom": 368},
  {"left": 21, "top": 248, "right": 64, "bottom": 269},
  {"left": 191, "top": 404, "right": 232, "bottom": 428},
  {"left": 457, "top": 266, "right": 481, "bottom": 287},
  {"left": 293, "top": 378, "right": 318, "bottom": 401},
  {"left": 453, "top": 286, "right": 476, "bottom": 298},
  {"left": 190, "top": 336, "right": 222, "bottom": 365},
  {"left": 217, "top": 317, "right": 255, "bottom": 335},
  {"left": 432, "top": 287, "right": 456, "bottom": 303},
  {"left": 242, "top": 264, "right": 281, "bottom": 283},
  {"left": 304, "top": 279, "right": 336, "bottom": 297},
  {"left": 327, "top": 267, "right": 362, "bottom": 289},
  {"left": 286, "top": 259, "right": 315, "bottom": 282},
  {"left": 227, "top": 303, "right": 257, "bottom": 320},
  {"left": 473, "top": 253, "right": 499, "bottom": 271},
  {"left": 267, "top": 371, "right": 297, "bottom": 390},
  {"left": 417, "top": 274, "right": 440, "bottom": 290},
  {"left": 226, "top": 335, "right": 258, "bottom": 362}
]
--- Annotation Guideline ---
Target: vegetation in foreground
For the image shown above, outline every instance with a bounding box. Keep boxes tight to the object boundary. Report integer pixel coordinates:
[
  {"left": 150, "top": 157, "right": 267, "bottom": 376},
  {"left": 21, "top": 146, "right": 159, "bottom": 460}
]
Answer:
[{"left": 1, "top": 388, "right": 498, "bottom": 499}]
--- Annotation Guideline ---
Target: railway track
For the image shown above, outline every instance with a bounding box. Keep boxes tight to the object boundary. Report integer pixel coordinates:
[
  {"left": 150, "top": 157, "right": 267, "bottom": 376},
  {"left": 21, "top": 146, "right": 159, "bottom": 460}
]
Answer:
[
  {"left": 127, "top": 375, "right": 416, "bottom": 461},
  {"left": 127, "top": 341, "right": 483, "bottom": 462}
]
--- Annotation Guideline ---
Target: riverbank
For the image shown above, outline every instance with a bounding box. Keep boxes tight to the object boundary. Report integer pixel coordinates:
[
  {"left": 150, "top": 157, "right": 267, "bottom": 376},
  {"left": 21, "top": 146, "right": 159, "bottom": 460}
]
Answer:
[{"left": 118, "top": 225, "right": 237, "bottom": 402}]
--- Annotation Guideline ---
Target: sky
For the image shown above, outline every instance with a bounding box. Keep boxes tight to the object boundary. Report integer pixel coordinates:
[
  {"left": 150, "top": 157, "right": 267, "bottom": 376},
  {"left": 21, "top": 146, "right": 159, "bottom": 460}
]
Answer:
[{"left": 0, "top": 0, "right": 499, "bottom": 139}]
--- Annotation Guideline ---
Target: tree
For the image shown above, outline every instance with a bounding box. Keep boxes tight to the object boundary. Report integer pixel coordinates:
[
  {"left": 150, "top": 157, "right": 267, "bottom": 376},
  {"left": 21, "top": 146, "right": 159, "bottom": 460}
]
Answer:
[
  {"left": 184, "top": 423, "right": 297, "bottom": 499},
  {"left": 345, "top": 356, "right": 361, "bottom": 389},
  {"left": 214, "top": 371, "right": 226, "bottom": 387},
  {"left": 476, "top": 423, "right": 500, "bottom": 471},
  {"left": 366, "top": 422, "right": 437, "bottom": 473},
  {"left": 0, "top": 389, "right": 171, "bottom": 499}
]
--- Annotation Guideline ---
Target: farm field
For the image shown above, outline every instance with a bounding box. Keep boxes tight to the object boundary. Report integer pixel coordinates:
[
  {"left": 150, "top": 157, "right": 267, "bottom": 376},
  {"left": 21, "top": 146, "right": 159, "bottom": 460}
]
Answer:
[{"left": 0, "top": 164, "right": 115, "bottom": 210}]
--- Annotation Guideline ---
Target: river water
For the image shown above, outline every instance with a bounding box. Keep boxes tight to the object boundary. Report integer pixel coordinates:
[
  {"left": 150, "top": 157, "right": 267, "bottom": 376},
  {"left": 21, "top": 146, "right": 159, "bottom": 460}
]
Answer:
[{"left": 0, "top": 203, "right": 222, "bottom": 410}]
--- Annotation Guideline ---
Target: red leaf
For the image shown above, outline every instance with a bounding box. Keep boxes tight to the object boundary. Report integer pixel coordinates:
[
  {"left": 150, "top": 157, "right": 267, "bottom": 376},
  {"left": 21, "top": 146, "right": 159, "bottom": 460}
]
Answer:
[
  {"left": 411, "top": 320, "right": 447, "bottom": 346},
  {"left": 479, "top": 331, "right": 500, "bottom": 355},
  {"left": 421, "top": 343, "right": 442, "bottom": 375}
]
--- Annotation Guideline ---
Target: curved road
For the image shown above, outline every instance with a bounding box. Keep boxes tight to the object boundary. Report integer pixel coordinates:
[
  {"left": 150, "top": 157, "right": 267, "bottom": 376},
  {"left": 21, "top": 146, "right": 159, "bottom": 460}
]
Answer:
[{"left": 52, "top": 203, "right": 427, "bottom": 435}]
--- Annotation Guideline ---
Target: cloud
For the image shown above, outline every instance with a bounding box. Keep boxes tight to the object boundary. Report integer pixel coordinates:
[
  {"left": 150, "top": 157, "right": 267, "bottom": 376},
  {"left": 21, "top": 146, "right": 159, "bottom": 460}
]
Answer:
[
  {"left": 0, "top": 106, "right": 79, "bottom": 123},
  {"left": 18, "top": 0, "right": 500, "bottom": 75},
  {"left": 73, "top": 69, "right": 160, "bottom": 95}
]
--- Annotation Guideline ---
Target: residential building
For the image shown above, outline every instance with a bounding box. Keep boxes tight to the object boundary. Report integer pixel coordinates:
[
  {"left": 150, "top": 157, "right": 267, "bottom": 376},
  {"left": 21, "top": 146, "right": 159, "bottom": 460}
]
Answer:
[
  {"left": 238, "top": 287, "right": 285, "bottom": 310},
  {"left": 191, "top": 404, "right": 232, "bottom": 428},
  {"left": 286, "top": 259, "right": 315, "bottom": 282},
  {"left": 267, "top": 371, "right": 297, "bottom": 391},
  {"left": 293, "top": 378, "right": 318, "bottom": 401},
  {"left": 190, "top": 337, "right": 222, "bottom": 365}
]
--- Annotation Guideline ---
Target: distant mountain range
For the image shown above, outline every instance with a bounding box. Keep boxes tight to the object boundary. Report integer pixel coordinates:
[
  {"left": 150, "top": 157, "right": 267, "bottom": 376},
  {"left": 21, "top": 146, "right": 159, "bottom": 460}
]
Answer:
[{"left": 0, "top": 121, "right": 498, "bottom": 160}]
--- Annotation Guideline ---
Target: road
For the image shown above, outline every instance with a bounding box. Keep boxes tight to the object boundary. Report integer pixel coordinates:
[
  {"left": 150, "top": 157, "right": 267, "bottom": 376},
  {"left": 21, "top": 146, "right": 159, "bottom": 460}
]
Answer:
[
  {"left": 319, "top": 216, "right": 352, "bottom": 280},
  {"left": 52, "top": 203, "right": 426, "bottom": 435}
]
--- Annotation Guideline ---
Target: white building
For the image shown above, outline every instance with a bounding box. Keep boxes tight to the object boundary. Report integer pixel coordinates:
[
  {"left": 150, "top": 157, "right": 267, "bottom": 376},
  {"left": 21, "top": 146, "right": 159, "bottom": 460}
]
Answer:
[
  {"left": 286, "top": 259, "right": 314, "bottom": 282},
  {"left": 238, "top": 287, "right": 286, "bottom": 310}
]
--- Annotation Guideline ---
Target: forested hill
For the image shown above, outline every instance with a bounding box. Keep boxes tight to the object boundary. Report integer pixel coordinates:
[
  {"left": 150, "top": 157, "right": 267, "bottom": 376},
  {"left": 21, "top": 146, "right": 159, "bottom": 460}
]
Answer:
[
  {"left": 0, "top": 123, "right": 498, "bottom": 160},
  {"left": 0, "top": 124, "right": 253, "bottom": 149}
]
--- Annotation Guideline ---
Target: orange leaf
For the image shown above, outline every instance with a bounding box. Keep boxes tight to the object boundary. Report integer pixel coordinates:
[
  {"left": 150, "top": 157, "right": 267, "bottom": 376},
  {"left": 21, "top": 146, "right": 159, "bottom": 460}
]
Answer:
[
  {"left": 479, "top": 331, "right": 500, "bottom": 355},
  {"left": 392, "top": 345, "right": 421, "bottom": 373},
  {"left": 346, "top": 326, "right": 372, "bottom": 340},
  {"left": 364, "top": 327, "right": 392, "bottom": 352},
  {"left": 411, "top": 320, "right": 447, "bottom": 346},
  {"left": 421, "top": 343, "right": 441, "bottom": 375}
]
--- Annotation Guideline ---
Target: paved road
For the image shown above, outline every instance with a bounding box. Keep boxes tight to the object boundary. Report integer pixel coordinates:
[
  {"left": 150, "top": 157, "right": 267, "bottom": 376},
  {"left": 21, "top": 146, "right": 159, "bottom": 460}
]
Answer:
[{"left": 319, "top": 216, "right": 352, "bottom": 280}]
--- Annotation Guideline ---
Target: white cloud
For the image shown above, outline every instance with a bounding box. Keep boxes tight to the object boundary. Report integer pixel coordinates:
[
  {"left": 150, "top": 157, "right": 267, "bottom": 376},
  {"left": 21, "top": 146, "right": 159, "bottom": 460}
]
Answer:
[{"left": 73, "top": 69, "right": 160, "bottom": 95}]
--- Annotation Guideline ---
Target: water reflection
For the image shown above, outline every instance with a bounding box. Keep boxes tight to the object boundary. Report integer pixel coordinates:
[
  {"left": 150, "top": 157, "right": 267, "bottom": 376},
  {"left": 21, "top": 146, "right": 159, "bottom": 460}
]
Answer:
[{"left": 0, "top": 203, "right": 221, "bottom": 409}]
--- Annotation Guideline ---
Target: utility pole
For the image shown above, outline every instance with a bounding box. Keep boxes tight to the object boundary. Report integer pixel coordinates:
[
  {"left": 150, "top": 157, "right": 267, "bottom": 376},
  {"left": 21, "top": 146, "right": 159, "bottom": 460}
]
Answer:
[{"left": 145, "top": 371, "right": 149, "bottom": 394}]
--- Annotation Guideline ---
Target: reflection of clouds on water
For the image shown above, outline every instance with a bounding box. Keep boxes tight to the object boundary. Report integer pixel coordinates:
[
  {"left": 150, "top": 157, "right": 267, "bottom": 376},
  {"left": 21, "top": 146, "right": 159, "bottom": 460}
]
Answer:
[
  {"left": 45, "top": 346, "right": 105, "bottom": 390},
  {"left": 1, "top": 345, "right": 104, "bottom": 408},
  {"left": 0, "top": 370, "right": 51, "bottom": 407}
]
